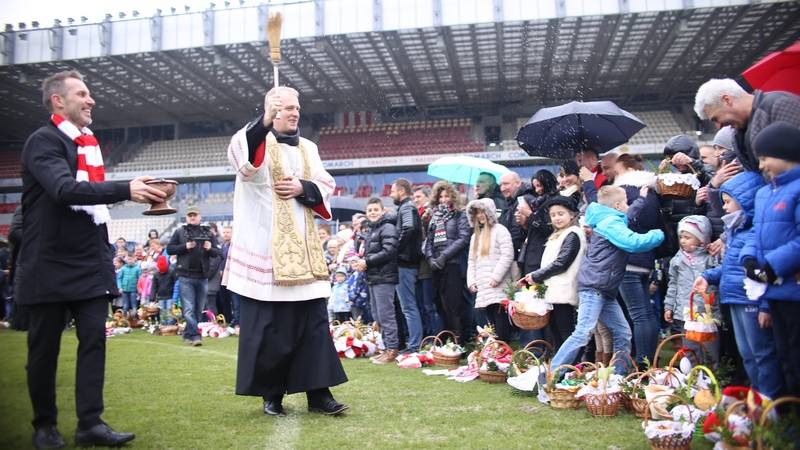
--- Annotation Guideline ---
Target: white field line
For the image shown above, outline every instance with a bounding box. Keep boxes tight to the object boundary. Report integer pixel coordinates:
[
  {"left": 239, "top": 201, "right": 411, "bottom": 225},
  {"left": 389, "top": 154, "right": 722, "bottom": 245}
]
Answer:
[{"left": 108, "top": 336, "right": 238, "bottom": 361}]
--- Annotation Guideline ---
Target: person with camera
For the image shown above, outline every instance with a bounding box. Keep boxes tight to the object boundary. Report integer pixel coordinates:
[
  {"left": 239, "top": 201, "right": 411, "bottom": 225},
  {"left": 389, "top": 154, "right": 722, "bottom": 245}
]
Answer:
[{"left": 167, "top": 205, "right": 221, "bottom": 346}]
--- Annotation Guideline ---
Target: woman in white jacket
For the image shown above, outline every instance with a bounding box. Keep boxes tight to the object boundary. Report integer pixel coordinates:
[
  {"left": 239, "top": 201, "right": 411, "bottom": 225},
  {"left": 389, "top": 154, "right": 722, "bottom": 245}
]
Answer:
[
  {"left": 523, "top": 196, "right": 586, "bottom": 351},
  {"left": 466, "top": 198, "right": 515, "bottom": 342}
]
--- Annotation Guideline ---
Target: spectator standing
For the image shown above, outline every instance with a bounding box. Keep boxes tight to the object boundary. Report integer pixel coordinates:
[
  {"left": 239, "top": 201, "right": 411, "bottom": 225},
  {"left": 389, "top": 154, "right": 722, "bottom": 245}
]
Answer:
[
  {"left": 357, "top": 198, "right": 400, "bottom": 364},
  {"left": 498, "top": 172, "right": 528, "bottom": 260},
  {"left": 612, "top": 154, "right": 662, "bottom": 365},
  {"left": 218, "top": 225, "right": 240, "bottom": 326},
  {"left": 740, "top": 122, "right": 800, "bottom": 396},
  {"left": 466, "top": 198, "right": 515, "bottom": 342},
  {"left": 206, "top": 223, "right": 224, "bottom": 316},
  {"left": 390, "top": 178, "right": 424, "bottom": 353},
  {"left": 412, "top": 185, "right": 442, "bottom": 335},
  {"left": 329, "top": 267, "right": 351, "bottom": 323},
  {"left": 118, "top": 253, "right": 141, "bottom": 318},
  {"left": 347, "top": 256, "right": 371, "bottom": 323},
  {"left": 694, "top": 78, "right": 800, "bottom": 172},
  {"left": 151, "top": 255, "right": 177, "bottom": 324},
  {"left": 166, "top": 206, "right": 221, "bottom": 346},
  {"left": 474, "top": 172, "right": 506, "bottom": 214},
  {"left": 424, "top": 181, "right": 471, "bottom": 339}
]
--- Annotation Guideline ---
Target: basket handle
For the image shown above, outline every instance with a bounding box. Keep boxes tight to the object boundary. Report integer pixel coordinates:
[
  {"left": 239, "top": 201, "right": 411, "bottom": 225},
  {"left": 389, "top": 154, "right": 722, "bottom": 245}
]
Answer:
[
  {"left": 609, "top": 350, "right": 639, "bottom": 374},
  {"left": 512, "top": 349, "right": 541, "bottom": 368},
  {"left": 547, "top": 363, "right": 583, "bottom": 389},
  {"left": 653, "top": 333, "right": 686, "bottom": 368},
  {"left": 643, "top": 393, "right": 693, "bottom": 426},
  {"left": 418, "top": 335, "right": 438, "bottom": 352},
  {"left": 435, "top": 330, "right": 459, "bottom": 345},
  {"left": 686, "top": 364, "right": 721, "bottom": 403},
  {"left": 522, "top": 339, "right": 554, "bottom": 354},
  {"left": 756, "top": 396, "right": 800, "bottom": 450}
]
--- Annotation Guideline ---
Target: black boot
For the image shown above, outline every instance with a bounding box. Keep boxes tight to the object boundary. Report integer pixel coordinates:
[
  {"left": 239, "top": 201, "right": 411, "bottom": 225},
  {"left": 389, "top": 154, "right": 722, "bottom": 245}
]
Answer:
[
  {"left": 307, "top": 388, "right": 349, "bottom": 415},
  {"left": 262, "top": 395, "right": 286, "bottom": 416}
]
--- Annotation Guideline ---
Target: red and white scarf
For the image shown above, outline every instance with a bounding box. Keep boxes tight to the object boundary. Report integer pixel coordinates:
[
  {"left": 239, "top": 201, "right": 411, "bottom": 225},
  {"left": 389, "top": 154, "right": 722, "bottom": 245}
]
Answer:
[{"left": 51, "top": 114, "right": 111, "bottom": 225}]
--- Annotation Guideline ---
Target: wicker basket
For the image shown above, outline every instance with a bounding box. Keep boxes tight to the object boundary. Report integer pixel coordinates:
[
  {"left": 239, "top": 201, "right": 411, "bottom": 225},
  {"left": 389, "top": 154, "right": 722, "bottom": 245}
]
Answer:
[
  {"left": 431, "top": 330, "right": 462, "bottom": 367},
  {"left": 159, "top": 325, "right": 179, "bottom": 336},
  {"left": 478, "top": 369, "right": 507, "bottom": 383},
  {"left": 757, "top": 396, "right": 800, "bottom": 450},
  {"left": 545, "top": 364, "right": 584, "bottom": 409},
  {"left": 510, "top": 340, "right": 552, "bottom": 375},
  {"left": 584, "top": 390, "right": 624, "bottom": 418},
  {"left": 685, "top": 292, "right": 718, "bottom": 344},
  {"left": 621, "top": 371, "right": 645, "bottom": 414},
  {"left": 511, "top": 309, "right": 550, "bottom": 330},
  {"left": 656, "top": 178, "right": 695, "bottom": 200},
  {"left": 644, "top": 394, "right": 694, "bottom": 450}
]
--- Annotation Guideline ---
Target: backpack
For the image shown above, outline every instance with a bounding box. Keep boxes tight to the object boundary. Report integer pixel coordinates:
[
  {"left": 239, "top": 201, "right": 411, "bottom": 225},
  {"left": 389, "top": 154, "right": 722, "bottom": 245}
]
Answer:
[{"left": 654, "top": 197, "right": 679, "bottom": 259}]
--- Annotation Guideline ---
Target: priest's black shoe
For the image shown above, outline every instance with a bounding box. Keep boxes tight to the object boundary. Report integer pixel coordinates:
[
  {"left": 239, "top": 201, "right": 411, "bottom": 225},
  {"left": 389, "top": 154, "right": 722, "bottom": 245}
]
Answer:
[
  {"left": 263, "top": 400, "right": 286, "bottom": 416},
  {"left": 32, "top": 425, "right": 65, "bottom": 449},
  {"left": 75, "top": 422, "right": 135, "bottom": 447},
  {"left": 308, "top": 398, "right": 349, "bottom": 416}
]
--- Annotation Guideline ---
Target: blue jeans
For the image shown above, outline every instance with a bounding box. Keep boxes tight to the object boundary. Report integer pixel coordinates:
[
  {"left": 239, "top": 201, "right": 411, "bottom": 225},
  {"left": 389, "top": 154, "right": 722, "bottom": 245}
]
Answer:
[
  {"left": 618, "top": 271, "right": 659, "bottom": 365},
  {"left": 121, "top": 292, "right": 138, "bottom": 313},
  {"left": 729, "top": 304, "right": 784, "bottom": 399},
  {"left": 230, "top": 291, "right": 241, "bottom": 326},
  {"left": 551, "top": 289, "right": 633, "bottom": 373},
  {"left": 416, "top": 278, "right": 442, "bottom": 336},
  {"left": 179, "top": 276, "right": 208, "bottom": 341},
  {"left": 396, "top": 267, "right": 423, "bottom": 350},
  {"left": 158, "top": 298, "right": 175, "bottom": 324}
]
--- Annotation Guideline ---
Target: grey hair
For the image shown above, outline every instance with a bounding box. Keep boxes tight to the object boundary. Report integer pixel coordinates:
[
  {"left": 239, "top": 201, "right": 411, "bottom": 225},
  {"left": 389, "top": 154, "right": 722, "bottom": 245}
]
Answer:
[
  {"left": 266, "top": 86, "right": 299, "bottom": 103},
  {"left": 42, "top": 70, "right": 84, "bottom": 111},
  {"left": 693, "top": 78, "right": 747, "bottom": 119}
]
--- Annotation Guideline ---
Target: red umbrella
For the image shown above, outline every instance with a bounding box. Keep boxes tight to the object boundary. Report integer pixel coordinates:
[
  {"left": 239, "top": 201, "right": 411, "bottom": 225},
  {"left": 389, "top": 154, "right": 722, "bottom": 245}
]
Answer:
[{"left": 742, "top": 41, "right": 800, "bottom": 95}]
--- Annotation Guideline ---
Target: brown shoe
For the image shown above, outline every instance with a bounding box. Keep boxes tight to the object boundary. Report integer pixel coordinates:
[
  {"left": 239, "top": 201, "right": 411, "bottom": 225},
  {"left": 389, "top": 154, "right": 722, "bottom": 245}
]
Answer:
[{"left": 373, "top": 349, "right": 398, "bottom": 365}]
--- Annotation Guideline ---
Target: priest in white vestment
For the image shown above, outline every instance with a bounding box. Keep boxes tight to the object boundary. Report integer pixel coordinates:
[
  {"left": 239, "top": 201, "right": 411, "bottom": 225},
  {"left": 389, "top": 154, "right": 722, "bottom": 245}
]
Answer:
[{"left": 223, "top": 86, "right": 348, "bottom": 416}]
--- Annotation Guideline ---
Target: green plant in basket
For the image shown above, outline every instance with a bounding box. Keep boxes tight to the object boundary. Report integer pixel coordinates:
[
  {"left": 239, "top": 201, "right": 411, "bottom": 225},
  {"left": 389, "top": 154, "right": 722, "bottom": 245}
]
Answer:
[
  {"left": 503, "top": 279, "right": 521, "bottom": 301},
  {"left": 755, "top": 410, "right": 800, "bottom": 449}
]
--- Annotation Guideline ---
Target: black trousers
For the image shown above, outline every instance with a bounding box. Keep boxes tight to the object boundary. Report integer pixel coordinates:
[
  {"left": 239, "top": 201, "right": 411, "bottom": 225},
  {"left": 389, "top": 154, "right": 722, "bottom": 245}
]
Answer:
[
  {"left": 26, "top": 297, "right": 108, "bottom": 429},
  {"left": 476, "top": 303, "right": 512, "bottom": 343},
  {"left": 432, "top": 264, "right": 466, "bottom": 338},
  {"left": 769, "top": 300, "right": 800, "bottom": 397},
  {"left": 544, "top": 304, "right": 577, "bottom": 352},
  {"left": 236, "top": 297, "right": 347, "bottom": 398}
]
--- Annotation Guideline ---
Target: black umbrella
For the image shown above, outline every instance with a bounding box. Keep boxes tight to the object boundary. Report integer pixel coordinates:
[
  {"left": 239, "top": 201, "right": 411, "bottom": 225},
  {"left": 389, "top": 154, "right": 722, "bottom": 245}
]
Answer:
[{"left": 516, "top": 101, "right": 646, "bottom": 159}]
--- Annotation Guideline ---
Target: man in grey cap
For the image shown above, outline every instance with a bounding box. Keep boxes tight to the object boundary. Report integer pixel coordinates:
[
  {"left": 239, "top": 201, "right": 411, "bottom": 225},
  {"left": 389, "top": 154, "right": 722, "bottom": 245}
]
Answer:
[{"left": 166, "top": 205, "right": 221, "bottom": 346}]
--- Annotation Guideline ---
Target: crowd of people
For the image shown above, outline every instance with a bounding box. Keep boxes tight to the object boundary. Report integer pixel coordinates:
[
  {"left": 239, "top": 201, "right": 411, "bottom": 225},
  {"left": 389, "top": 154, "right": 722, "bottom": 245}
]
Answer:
[
  {"left": 316, "top": 78, "right": 800, "bottom": 403},
  {"left": 6, "top": 67, "right": 800, "bottom": 449}
]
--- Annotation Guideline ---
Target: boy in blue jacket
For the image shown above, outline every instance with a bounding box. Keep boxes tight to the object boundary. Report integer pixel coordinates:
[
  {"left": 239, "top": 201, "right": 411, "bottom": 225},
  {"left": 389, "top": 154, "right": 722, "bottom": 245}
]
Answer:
[
  {"left": 694, "top": 171, "right": 783, "bottom": 398},
  {"left": 550, "top": 186, "right": 664, "bottom": 374},
  {"left": 740, "top": 121, "right": 800, "bottom": 396}
]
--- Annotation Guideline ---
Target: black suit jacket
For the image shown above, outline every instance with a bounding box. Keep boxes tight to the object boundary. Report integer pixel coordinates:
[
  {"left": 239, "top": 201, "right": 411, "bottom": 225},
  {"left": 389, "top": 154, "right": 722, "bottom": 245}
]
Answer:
[{"left": 16, "top": 122, "right": 130, "bottom": 305}]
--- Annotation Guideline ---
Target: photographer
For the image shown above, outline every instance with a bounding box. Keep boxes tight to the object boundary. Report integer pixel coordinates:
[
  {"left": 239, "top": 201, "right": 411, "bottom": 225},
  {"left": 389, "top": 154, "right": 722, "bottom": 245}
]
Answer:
[{"left": 167, "top": 206, "right": 221, "bottom": 346}]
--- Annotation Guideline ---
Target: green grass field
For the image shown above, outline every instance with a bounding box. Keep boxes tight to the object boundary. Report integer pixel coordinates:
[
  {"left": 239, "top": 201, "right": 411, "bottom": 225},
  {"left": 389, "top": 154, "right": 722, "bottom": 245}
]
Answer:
[{"left": 0, "top": 329, "right": 680, "bottom": 449}]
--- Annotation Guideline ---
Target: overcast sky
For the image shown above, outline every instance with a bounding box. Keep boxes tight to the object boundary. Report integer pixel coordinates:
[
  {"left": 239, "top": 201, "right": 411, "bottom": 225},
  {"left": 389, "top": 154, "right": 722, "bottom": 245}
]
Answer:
[{"left": 2, "top": 0, "right": 246, "bottom": 29}]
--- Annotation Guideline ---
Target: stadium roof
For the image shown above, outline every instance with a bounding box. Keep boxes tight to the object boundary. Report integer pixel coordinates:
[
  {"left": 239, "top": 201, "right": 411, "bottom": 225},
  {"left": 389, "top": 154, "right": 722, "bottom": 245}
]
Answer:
[{"left": 0, "top": 0, "right": 798, "bottom": 145}]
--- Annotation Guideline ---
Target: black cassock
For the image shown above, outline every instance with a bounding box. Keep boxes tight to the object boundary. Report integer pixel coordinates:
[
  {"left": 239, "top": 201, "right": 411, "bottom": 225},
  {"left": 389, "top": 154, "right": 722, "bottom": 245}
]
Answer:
[{"left": 236, "top": 297, "right": 347, "bottom": 397}]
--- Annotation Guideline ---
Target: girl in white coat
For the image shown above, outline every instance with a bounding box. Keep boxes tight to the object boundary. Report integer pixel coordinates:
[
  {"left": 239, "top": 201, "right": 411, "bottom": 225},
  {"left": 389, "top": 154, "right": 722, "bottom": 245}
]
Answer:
[
  {"left": 466, "top": 198, "right": 515, "bottom": 342},
  {"left": 523, "top": 196, "right": 587, "bottom": 351}
]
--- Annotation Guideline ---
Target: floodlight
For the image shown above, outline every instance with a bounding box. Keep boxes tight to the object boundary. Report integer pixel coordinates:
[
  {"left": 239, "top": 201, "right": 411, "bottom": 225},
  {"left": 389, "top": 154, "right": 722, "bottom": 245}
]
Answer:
[
  {"left": 18, "top": 22, "right": 26, "bottom": 29},
  {"left": 119, "top": 12, "right": 126, "bottom": 19},
  {"left": 4, "top": 24, "right": 13, "bottom": 32},
  {"left": 68, "top": 17, "right": 75, "bottom": 24},
  {"left": 31, "top": 21, "right": 39, "bottom": 27},
  {"left": 133, "top": 10, "right": 140, "bottom": 17},
  {"left": 81, "top": 16, "right": 88, "bottom": 23},
  {"left": 68, "top": 28, "right": 77, "bottom": 36}
]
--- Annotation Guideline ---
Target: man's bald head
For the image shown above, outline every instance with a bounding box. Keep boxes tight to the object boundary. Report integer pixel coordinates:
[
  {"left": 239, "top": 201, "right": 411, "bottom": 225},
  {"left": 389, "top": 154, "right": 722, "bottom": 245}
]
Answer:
[{"left": 499, "top": 171, "right": 522, "bottom": 199}]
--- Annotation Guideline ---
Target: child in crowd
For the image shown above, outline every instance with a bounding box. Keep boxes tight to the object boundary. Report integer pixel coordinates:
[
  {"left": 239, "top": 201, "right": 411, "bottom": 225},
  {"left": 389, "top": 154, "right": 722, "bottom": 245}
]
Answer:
[
  {"left": 523, "top": 196, "right": 586, "bottom": 351},
  {"left": 740, "top": 121, "right": 800, "bottom": 397},
  {"left": 694, "top": 171, "right": 783, "bottom": 399},
  {"left": 137, "top": 263, "right": 154, "bottom": 306},
  {"left": 118, "top": 252, "right": 141, "bottom": 318},
  {"left": 329, "top": 267, "right": 351, "bottom": 323},
  {"left": 549, "top": 186, "right": 663, "bottom": 373},
  {"left": 112, "top": 256, "right": 125, "bottom": 310},
  {"left": 151, "top": 255, "right": 177, "bottom": 325},
  {"left": 347, "top": 256, "right": 371, "bottom": 323},
  {"left": 466, "top": 198, "right": 515, "bottom": 342},
  {"left": 357, "top": 197, "right": 400, "bottom": 364},
  {"left": 664, "top": 215, "right": 720, "bottom": 365}
]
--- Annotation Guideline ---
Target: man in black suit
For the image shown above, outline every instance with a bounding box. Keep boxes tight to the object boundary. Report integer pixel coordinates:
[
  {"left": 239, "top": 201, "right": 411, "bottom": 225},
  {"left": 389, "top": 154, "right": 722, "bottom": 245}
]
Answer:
[{"left": 18, "top": 70, "right": 166, "bottom": 449}]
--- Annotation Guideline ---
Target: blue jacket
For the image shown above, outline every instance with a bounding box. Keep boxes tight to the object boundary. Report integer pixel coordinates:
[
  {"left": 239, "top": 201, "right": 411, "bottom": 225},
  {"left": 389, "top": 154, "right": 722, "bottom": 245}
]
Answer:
[
  {"left": 740, "top": 166, "right": 800, "bottom": 303},
  {"left": 329, "top": 281, "right": 351, "bottom": 313},
  {"left": 577, "top": 203, "right": 664, "bottom": 298},
  {"left": 117, "top": 263, "right": 141, "bottom": 293},
  {"left": 703, "top": 172, "right": 765, "bottom": 308}
]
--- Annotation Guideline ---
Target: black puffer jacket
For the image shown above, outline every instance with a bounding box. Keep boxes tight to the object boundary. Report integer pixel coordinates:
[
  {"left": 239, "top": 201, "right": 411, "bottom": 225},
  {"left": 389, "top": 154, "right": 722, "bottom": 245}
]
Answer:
[
  {"left": 395, "top": 197, "right": 422, "bottom": 267},
  {"left": 498, "top": 185, "right": 529, "bottom": 259},
  {"left": 518, "top": 193, "right": 555, "bottom": 275},
  {"left": 364, "top": 213, "right": 399, "bottom": 285},
  {"left": 424, "top": 209, "right": 471, "bottom": 269}
]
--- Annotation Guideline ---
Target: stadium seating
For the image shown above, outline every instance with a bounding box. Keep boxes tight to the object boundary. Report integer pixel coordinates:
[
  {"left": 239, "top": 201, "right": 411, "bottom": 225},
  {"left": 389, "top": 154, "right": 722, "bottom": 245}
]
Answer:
[
  {"left": 0, "top": 151, "right": 21, "bottom": 179},
  {"left": 110, "top": 136, "right": 230, "bottom": 173},
  {"left": 106, "top": 216, "right": 175, "bottom": 245},
  {"left": 626, "top": 110, "right": 684, "bottom": 146},
  {"left": 318, "top": 118, "right": 484, "bottom": 160}
]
